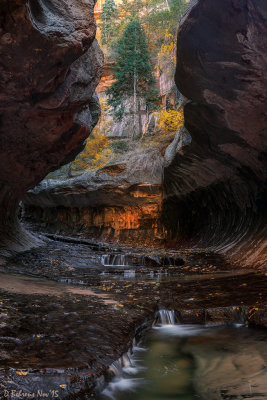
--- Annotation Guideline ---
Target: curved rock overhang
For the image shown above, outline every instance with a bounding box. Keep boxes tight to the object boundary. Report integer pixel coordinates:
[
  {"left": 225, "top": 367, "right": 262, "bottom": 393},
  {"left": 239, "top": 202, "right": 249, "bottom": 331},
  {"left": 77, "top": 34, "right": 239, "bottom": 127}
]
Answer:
[
  {"left": 163, "top": 0, "right": 267, "bottom": 267},
  {"left": 0, "top": 0, "right": 104, "bottom": 257}
]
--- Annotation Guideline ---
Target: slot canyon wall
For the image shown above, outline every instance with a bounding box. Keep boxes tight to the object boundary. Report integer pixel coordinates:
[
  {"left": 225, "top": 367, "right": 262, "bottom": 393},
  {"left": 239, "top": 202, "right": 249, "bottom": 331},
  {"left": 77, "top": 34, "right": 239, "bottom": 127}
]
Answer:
[
  {"left": 0, "top": 0, "right": 103, "bottom": 257},
  {"left": 163, "top": 0, "right": 267, "bottom": 267}
]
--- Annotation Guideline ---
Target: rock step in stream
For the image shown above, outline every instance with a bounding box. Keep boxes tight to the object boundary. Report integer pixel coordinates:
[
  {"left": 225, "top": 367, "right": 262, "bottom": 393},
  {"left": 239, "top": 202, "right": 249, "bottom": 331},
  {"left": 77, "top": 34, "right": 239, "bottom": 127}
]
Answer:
[{"left": 97, "top": 310, "right": 267, "bottom": 400}]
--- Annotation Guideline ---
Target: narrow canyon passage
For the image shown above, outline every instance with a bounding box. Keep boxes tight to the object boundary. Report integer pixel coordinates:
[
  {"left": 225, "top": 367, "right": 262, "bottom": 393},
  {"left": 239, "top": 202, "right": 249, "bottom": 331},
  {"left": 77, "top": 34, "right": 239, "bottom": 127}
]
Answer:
[
  {"left": 0, "top": 0, "right": 266, "bottom": 399},
  {"left": 0, "top": 235, "right": 266, "bottom": 398}
]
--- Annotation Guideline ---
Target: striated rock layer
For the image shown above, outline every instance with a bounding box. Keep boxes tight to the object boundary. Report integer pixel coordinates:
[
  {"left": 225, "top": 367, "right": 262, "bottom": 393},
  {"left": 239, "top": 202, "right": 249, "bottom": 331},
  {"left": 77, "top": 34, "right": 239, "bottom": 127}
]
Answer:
[
  {"left": 23, "top": 149, "right": 165, "bottom": 244},
  {"left": 0, "top": 0, "right": 103, "bottom": 257},
  {"left": 163, "top": 0, "right": 267, "bottom": 267}
]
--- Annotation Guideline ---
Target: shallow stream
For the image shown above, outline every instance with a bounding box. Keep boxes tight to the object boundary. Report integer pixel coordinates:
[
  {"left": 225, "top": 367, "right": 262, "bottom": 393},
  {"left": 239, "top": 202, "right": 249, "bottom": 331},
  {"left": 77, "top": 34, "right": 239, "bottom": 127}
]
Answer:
[
  {"left": 99, "top": 311, "right": 267, "bottom": 400},
  {"left": 0, "top": 236, "right": 266, "bottom": 399}
]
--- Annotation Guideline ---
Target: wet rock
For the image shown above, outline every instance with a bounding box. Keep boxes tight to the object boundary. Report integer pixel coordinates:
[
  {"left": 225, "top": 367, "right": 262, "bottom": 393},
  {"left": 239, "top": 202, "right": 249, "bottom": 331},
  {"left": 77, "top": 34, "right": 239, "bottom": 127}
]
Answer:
[
  {"left": 164, "top": 0, "right": 267, "bottom": 268},
  {"left": 177, "top": 306, "right": 250, "bottom": 325},
  {"left": 0, "top": 0, "right": 103, "bottom": 258},
  {"left": 248, "top": 307, "right": 267, "bottom": 328},
  {"left": 160, "top": 255, "right": 185, "bottom": 267},
  {"left": 185, "top": 328, "right": 267, "bottom": 400}
]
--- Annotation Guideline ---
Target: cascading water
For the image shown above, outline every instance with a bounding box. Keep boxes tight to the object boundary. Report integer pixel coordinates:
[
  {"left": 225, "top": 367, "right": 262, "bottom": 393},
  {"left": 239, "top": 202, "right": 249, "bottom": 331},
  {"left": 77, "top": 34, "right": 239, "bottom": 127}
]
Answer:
[
  {"left": 101, "top": 345, "right": 145, "bottom": 399},
  {"left": 99, "top": 310, "right": 178, "bottom": 399},
  {"left": 108, "top": 351, "right": 137, "bottom": 378},
  {"left": 101, "top": 254, "right": 129, "bottom": 267},
  {"left": 157, "top": 309, "right": 176, "bottom": 325},
  {"left": 98, "top": 310, "right": 267, "bottom": 400}
]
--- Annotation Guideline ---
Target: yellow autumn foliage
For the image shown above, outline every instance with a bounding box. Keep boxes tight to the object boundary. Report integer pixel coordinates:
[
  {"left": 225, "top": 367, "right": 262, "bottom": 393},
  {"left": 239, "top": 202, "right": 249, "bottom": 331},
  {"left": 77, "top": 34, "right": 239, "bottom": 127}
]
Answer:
[
  {"left": 72, "top": 98, "right": 114, "bottom": 171},
  {"left": 156, "top": 30, "right": 176, "bottom": 77},
  {"left": 156, "top": 108, "right": 184, "bottom": 135},
  {"left": 72, "top": 135, "right": 113, "bottom": 171}
]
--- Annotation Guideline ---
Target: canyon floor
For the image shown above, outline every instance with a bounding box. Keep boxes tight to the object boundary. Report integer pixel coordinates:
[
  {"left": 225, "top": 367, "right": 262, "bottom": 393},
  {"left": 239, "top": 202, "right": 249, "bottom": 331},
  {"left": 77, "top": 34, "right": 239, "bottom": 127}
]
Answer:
[{"left": 0, "top": 226, "right": 266, "bottom": 399}]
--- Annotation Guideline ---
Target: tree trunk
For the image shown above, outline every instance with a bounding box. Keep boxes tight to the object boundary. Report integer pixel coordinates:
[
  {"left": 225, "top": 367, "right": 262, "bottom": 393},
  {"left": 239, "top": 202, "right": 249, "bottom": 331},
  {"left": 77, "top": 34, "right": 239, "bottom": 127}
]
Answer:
[
  {"left": 133, "top": 31, "right": 138, "bottom": 138},
  {"left": 164, "top": 0, "right": 170, "bottom": 11},
  {"left": 142, "top": 108, "right": 150, "bottom": 139},
  {"left": 133, "top": 69, "right": 138, "bottom": 138},
  {"left": 138, "top": 98, "right": 142, "bottom": 138}
]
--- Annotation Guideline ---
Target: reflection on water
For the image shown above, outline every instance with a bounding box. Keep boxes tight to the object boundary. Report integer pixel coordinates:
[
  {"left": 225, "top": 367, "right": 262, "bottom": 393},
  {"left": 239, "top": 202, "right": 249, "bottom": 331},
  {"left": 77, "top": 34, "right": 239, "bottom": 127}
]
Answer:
[
  {"left": 99, "top": 320, "right": 267, "bottom": 400},
  {"left": 99, "top": 270, "right": 249, "bottom": 284}
]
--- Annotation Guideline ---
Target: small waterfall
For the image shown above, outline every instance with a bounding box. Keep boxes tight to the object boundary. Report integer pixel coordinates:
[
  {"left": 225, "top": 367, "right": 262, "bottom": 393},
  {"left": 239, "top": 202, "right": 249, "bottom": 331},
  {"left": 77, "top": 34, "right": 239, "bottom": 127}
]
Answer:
[
  {"left": 100, "top": 339, "right": 146, "bottom": 399},
  {"left": 109, "top": 351, "right": 134, "bottom": 377},
  {"left": 122, "top": 353, "right": 133, "bottom": 369},
  {"left": 109, "top": 359, "right": 123, "bottom": 377},
  {"left": 158, "top": 309, "right": 176, "bottom": 325},
  {"left": 101, "top": 254, "right": 129, "bottom": 267}
]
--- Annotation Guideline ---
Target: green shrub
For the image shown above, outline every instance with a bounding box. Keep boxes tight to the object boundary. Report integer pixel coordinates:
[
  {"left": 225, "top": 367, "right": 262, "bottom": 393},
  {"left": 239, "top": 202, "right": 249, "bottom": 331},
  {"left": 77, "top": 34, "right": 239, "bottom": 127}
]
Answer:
[{"left": 111, "top": 140, "right": 129, "bottom": 153}]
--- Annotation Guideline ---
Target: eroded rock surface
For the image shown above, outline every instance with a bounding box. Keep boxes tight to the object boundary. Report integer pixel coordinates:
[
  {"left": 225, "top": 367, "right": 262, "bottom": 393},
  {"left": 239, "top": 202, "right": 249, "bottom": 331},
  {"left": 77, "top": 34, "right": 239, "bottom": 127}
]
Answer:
[
  {"left": 23, "top": 148, "right": 164, "bottom": 244},
  {"left": 0, "top": 0, "right": 103, "bottom": 257},
  {"left": 163, "top": 0, "right": 267, "bottom": 267}
]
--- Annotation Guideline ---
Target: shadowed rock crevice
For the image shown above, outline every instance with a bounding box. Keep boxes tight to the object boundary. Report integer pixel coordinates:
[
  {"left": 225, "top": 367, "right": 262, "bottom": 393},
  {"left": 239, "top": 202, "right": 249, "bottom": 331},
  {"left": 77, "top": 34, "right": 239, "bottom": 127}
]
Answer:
[
  {"left": 0, "top": 185, "right": 42, "bottom": 260},
  {"left": 163, "top": 0, "right": 267, "bottom": 267},
  {"left": 0, "top": 0, "right": 104, "bottom": 257}
]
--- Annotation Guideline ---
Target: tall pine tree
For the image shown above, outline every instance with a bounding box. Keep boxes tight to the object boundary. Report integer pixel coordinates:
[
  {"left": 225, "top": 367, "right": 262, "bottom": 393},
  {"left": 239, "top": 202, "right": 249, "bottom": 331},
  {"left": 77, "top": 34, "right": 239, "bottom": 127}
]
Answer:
[
  {"left": 106, "top": 18, "right": 158, "bottom": 137},
  {"left": 100, "top": 0, "right": 119, "bottom": 46}
]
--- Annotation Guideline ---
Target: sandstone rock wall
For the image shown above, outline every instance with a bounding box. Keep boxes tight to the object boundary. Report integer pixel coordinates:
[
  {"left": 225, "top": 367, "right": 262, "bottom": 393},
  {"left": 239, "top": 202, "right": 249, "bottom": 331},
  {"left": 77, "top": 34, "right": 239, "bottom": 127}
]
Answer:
[
  {"left": 163, "top": 0, "right": 267, "bottom": 267},
  {"left": 0, "top": 0, "right": 103, "bottom": 257},
  {"left": 23, "top": 149, "right": 165, "bottom": 244}
]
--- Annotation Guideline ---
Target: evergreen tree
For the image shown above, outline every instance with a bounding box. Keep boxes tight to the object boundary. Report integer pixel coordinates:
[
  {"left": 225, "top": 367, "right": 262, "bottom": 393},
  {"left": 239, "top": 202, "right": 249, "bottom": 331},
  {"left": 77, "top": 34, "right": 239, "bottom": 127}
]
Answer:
[
  {"left": 115, "top": 0, "right": 186, "bottom": 55},
  {"left": 106, "top": 18, "right": 158, "bottom": 136},
  {"left": 148, "top": 0, "right": 186, "bottom": 35},
  {"left": 100, "top": 0, "right": 119, "bottom": 46}
]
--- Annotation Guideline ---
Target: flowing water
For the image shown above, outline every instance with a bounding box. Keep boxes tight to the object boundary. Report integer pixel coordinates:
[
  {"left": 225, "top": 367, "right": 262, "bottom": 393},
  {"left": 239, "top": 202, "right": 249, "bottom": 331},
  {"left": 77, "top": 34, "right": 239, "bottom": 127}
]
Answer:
[
  {"left": 99, "top": 311, "right": 267, "bottom": 400},
  {"left": 1, "top": 238, "right": 267, "bottom": 399},
  {"left": 101, "top": 254, "right": 130, "bottom": 267}
]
